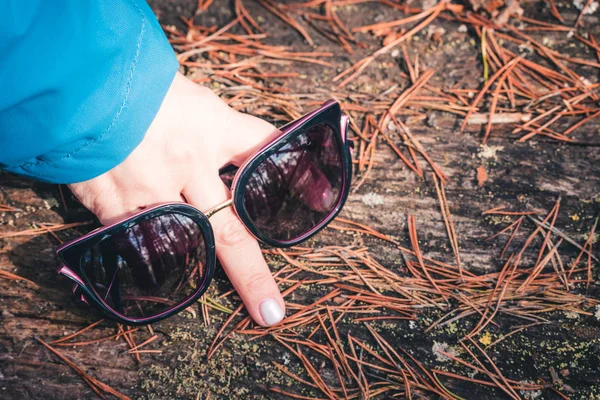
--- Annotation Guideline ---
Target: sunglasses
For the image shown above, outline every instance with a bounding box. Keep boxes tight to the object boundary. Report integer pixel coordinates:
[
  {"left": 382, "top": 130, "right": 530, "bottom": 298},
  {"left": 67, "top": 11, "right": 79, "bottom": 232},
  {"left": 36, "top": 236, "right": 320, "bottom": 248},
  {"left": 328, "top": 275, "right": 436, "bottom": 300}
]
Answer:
[{"left": 56, "top": 100, "right": 353, "bottom": 325}]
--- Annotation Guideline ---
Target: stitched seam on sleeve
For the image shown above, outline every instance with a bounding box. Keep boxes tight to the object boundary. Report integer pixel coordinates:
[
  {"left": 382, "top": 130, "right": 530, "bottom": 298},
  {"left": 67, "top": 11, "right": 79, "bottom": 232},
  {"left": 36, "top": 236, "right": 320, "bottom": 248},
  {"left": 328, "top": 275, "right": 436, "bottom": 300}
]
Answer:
[{"left": 21, "top": 0, "right": 147, "bottom": 168}]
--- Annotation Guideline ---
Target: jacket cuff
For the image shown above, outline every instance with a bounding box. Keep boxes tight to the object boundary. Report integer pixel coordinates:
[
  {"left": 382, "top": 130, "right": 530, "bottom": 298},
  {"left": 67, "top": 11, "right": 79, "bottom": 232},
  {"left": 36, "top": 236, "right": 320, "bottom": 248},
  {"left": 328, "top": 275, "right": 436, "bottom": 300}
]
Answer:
[{"left": 9, "top": 4, "right": 179, "bottom": 184}]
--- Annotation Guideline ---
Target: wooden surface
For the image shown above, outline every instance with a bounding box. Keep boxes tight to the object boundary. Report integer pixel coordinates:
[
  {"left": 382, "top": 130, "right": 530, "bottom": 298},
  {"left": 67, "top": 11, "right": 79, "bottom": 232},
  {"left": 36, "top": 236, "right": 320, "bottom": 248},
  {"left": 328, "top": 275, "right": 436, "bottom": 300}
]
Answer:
[{"left": 1, "top": 1, "right": 600, "bottom": 399}]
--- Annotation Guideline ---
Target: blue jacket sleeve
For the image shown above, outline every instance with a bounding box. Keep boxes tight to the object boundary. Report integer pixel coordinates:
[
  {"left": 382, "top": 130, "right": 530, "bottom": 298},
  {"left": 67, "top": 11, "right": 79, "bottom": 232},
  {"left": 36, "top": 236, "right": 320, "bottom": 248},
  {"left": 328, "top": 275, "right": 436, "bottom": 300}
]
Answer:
[{"left": 0, "top": 0, "right": 179, "bottom": 184}]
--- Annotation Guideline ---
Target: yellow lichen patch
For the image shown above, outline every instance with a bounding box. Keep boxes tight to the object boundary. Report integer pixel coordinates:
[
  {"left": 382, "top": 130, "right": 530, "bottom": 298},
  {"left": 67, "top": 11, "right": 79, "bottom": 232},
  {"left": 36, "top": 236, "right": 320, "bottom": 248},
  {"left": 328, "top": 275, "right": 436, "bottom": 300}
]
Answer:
[
  {"left": 570, "top": 214, "right": 580, "bottom": 221},
  {"left": 479, "top": 332, "right": 493, "bottom": 346}
]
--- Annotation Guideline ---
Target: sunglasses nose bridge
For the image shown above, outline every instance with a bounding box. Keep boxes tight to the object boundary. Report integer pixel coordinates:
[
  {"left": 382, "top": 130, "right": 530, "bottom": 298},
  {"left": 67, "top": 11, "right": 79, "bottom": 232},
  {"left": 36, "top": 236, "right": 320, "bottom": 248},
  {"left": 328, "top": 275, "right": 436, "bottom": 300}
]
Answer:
[{"left": 204, "top": 198, "right": 233, "bottom": 219}]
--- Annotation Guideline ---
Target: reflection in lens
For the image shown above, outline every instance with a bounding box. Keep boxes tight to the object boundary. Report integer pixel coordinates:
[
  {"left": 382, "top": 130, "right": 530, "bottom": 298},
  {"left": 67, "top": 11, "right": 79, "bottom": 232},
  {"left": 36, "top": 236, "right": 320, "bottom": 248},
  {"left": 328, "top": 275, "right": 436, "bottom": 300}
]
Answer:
[
  {"left": 80, "top": 213, "right": 206, "bottom": 319},
  {"left": 243, "top": 123, "right": 343, "bottom": 241}
]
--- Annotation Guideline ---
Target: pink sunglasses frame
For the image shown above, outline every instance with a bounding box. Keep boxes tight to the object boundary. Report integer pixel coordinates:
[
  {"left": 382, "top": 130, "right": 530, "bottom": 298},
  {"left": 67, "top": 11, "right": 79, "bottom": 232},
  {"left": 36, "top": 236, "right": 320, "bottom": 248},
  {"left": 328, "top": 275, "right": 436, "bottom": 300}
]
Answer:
[{"left": 56, "top": 100, "right": 352, "bottom": 324}]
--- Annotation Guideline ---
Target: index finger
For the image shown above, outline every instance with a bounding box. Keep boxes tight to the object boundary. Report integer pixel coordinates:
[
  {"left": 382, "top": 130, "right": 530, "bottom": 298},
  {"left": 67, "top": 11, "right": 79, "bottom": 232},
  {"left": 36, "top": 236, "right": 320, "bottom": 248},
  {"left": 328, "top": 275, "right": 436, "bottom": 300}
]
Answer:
[{"left": 184, "top": 174, "right": 286, "bottom": 327}]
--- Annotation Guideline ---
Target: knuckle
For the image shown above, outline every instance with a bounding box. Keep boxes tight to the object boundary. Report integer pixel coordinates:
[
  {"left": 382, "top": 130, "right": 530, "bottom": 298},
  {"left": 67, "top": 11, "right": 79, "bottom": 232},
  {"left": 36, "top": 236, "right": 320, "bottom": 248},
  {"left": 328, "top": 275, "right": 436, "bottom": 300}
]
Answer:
[
  {"left": 75, "top": 182, "right": 121, "bottom": 224},
  {"left": 217, "top": 215, "right": 250, "bottom": 247},
  {"left": 242, "top": 270, "right": 272, "bottom": 294},
  {"left": 165, "top": 141, "right": 195, "bottom": 168}
]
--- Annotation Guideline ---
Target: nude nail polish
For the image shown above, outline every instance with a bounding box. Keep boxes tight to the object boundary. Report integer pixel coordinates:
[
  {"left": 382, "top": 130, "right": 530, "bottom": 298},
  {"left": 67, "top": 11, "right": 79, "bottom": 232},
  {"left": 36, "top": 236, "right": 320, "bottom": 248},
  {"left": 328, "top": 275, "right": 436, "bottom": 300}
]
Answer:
[{"left": 260, "top": 298, "right": 284, "bottom": 326}]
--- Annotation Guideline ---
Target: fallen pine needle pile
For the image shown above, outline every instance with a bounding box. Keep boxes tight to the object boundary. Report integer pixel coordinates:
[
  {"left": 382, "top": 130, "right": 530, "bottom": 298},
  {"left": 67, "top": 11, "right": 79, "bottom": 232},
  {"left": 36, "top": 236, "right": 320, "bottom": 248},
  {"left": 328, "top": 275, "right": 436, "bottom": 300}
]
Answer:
[{"left": 201, "top": 199, "right": 598, "bottom": 398}]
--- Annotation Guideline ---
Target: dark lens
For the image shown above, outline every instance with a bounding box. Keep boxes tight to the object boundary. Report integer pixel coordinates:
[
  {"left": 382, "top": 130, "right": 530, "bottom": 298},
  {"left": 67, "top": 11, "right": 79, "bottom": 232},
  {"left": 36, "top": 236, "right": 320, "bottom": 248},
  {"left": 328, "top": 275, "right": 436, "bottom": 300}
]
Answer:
[
  {"left": 242, "top": 123, "right": 343, "bottom": 242},
  {"left": 80, "top": 213, "right": 206, "bottom": 319}
]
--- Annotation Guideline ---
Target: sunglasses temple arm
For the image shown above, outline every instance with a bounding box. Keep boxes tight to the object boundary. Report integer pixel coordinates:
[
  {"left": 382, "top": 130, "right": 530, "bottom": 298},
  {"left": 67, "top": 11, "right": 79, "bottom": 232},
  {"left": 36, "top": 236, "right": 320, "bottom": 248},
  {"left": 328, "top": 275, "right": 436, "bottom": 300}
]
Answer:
[
  {"left": 341, "top": 114, "right": 355, "bottom": 155},
  {"left": 58, "top": 264, "right": 90, "bottom": 304},
  {"left": 341, "top": 114, "right": 349, "bottom": 143},
  {"left": 72, "top": 284, "right": 89, "bottom": 304},
  {"left": 58, "top": 264, "right": 85, "bottom": 286}
]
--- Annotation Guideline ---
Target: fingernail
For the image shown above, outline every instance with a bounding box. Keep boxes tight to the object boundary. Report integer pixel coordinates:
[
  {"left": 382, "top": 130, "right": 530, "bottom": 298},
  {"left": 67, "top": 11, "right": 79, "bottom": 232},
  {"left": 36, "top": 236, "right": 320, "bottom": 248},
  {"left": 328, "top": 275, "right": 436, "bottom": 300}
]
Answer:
[{"left": 260, "top": 298, "right": 285, "bottom": 326}]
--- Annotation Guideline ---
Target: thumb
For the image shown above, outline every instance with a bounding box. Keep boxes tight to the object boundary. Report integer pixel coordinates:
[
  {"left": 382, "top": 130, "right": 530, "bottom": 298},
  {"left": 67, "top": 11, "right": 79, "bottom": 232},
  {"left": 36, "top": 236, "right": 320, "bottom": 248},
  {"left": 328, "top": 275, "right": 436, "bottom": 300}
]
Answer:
[{"left": 217, "top": 110, "right": 281, "bottom": 167}]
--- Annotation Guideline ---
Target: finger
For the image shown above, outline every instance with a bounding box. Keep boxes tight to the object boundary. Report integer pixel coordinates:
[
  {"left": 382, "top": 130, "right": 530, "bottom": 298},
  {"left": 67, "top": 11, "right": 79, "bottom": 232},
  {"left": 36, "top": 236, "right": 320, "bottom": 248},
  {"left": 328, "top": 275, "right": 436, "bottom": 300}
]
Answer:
[
  {"left": 68, "top": 174, "right": 183, "bottom": 225},
  {"left": 174, "top": 78, "right": 280, "bottom": 169},
  {"left": 216, "top": 110, "right": 281, "bottom": 167},
  {"left": 183, "top": 173, "right": 285, "bottom": 326}
]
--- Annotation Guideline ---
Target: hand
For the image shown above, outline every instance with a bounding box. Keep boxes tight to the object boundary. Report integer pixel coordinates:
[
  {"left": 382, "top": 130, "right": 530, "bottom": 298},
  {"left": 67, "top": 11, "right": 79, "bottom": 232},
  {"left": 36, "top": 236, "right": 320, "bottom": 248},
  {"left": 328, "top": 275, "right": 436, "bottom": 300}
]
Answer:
[{"left": 69, "top": 72, "right": 286, "bottom": 326}]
